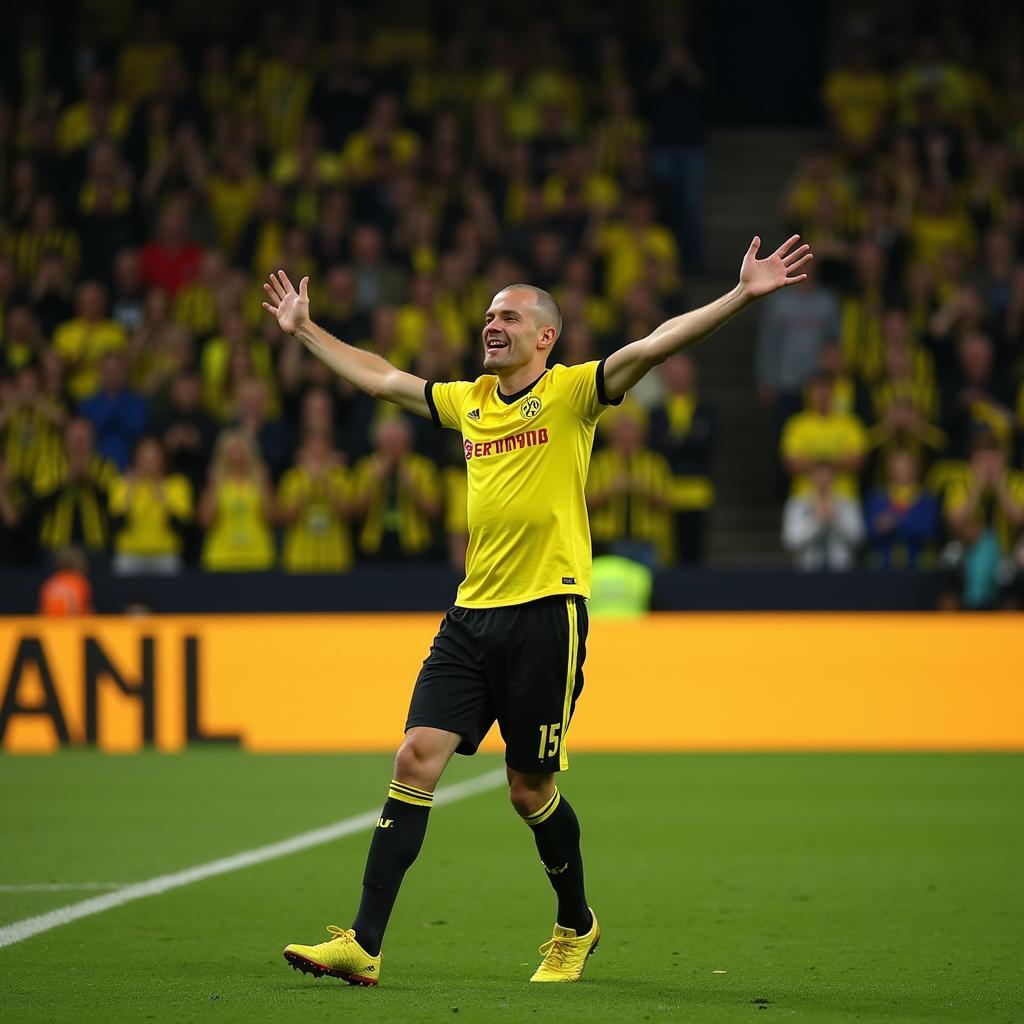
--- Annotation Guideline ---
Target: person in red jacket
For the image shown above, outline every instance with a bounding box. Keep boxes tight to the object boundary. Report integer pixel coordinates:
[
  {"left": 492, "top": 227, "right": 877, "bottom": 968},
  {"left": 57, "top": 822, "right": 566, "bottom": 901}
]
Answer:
[{"left": 140, "top": 195, "right": 203, "bottom": 296}]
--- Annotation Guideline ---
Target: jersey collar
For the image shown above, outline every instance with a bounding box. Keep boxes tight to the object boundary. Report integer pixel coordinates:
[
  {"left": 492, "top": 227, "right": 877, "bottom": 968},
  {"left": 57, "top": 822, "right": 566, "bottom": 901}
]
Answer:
[{"left": 495, "top": 369, "right": 548, "bottom": 406}]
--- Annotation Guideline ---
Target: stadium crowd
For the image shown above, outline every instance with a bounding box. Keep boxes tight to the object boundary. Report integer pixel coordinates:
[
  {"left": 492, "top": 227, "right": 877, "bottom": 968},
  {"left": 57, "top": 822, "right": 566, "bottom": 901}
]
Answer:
[
  {"left": 3, "top": 4, "right": 1023, "bottom": 609},
  {"left": 0, "top": 4, "right": 716, "bottom": 581},
  {"left": 761, "top": 15, "right": 1024, "bottom": 607}
]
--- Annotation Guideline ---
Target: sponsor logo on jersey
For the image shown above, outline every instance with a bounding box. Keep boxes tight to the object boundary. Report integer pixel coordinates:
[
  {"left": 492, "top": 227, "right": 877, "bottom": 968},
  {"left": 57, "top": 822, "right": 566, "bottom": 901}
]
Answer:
[
  {"left": 467, "top": 408, "right": 481, "bottom": 420},
  {"left": 463, "top": 428, "right": 549, "bottom": 460},
  {"left": 377, "top": 818, "right": 394, "bottom": 829},
  {"left": 520, "top": 396, "right": 542, "bottom": 419},
  {"left": 562, "top": 576, "right": 576, "bottom": 585}
]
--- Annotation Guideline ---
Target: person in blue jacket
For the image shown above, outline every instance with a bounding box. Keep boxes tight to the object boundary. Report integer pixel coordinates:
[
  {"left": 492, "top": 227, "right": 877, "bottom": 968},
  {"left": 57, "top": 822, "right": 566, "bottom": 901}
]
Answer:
[{"left": 864, "top": 448, "right": 939, "bottom": 569}]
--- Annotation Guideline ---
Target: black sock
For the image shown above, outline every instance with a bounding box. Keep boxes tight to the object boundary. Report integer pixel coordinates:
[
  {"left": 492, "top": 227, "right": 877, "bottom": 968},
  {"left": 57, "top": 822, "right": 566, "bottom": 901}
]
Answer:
[
  {"left": 350, "top": 780, "right": 432, "bottom": 955},
  {"left": 523, "top": 788, "right": 592, "bottom": 935}
]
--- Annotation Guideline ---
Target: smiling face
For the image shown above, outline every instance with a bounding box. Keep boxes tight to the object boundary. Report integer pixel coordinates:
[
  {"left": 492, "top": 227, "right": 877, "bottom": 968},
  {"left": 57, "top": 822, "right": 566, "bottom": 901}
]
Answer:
[{"left": 481, "top": 286, "right": 559, "bottom": 376}]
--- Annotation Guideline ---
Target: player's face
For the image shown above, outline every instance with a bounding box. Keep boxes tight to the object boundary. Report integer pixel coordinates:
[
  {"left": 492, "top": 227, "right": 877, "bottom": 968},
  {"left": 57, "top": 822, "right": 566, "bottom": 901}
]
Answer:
[{"left": 482, "top": 290, "right": 538, "bottom": 372}]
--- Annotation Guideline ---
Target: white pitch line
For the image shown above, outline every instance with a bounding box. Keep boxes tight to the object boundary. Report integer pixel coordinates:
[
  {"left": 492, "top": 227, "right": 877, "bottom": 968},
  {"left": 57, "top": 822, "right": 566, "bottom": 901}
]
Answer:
[
  {"left": 0, "top": 883, "right": 126, "bottom": 893},
  {"left": 0, "top": 768, "right": 506, "bottom": 950}
]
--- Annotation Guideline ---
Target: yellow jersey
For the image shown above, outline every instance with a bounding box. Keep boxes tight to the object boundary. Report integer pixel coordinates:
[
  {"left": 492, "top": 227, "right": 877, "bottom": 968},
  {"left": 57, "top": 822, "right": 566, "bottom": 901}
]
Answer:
[
  {"left": 201, "top": 479, "right": 275, "bottom": 571},
  {"left": 780, "top": 410, "right": 868, "bottom": 500},
  {"left": 109, "top": 475, "right": 193, "bottom": 557},
  {"left": 278, "top": 465, "right": 354, "bottom": 572},
  {"left": 427, "top": 359, "right": 621, "bottom": 608}
]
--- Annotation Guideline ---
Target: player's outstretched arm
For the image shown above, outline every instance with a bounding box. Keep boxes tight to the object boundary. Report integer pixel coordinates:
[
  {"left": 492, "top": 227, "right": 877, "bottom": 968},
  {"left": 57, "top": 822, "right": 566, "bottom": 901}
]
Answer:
[
  {"left": 262, "top": 270, "right": 431, "bottom": 419},
  {"left": 602, "top": 235, "right": 812, "bottom": 400}
]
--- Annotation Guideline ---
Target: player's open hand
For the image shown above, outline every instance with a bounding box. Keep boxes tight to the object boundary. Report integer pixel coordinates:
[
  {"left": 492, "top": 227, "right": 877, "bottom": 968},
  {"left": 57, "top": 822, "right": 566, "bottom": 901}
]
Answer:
[
  {"left": 739, "top": 235, "right": 812, "bottom": 300},
  {"left": 262, "top": 270, "right": 310, "bottom": 336}
]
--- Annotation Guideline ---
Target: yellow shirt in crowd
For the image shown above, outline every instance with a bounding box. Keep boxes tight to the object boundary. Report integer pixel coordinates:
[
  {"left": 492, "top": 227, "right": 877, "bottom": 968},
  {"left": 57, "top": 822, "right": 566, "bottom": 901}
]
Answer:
[
  {"left": 52, "top": 318, "right": 128, "bottom": 401},
  {"left": 109, "top": 475, "right": 193, "bottom": 557},
  {"left": 278, "top": 465, "right": 353, "bottom": 572},
  {"left": 780, "top": 410, "right": 868, "bottom": 499},
  {"left": 201, "top": 478, "right": 275, "bottom": 571}
]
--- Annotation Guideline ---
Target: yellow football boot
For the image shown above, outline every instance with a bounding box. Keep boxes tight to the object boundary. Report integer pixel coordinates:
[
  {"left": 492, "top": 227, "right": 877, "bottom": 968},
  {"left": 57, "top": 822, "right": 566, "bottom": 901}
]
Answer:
[
  {"left": 283, "top": 926, "right": 381, "bottom": 986},
  {"left": 529, "top": 909, "right": 600, "bottom": 982}
]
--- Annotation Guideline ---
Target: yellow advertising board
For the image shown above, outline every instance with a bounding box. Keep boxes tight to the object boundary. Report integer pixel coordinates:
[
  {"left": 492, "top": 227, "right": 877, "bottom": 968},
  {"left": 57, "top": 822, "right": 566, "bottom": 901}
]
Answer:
[{"left": 1, "top": 614, "right": 1021, "bottom": 753}]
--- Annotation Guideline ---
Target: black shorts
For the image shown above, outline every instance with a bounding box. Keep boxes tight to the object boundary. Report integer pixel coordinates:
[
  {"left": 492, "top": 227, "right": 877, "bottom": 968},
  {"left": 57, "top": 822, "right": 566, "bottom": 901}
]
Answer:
[{"left": 406, "top": 596, "right": 588, "bottom": 773}]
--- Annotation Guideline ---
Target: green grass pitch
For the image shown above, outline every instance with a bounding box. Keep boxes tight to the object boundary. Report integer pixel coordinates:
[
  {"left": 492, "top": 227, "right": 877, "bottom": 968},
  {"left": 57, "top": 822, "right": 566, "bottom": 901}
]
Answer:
[{"left": 1, "top": 751, "right": 1022, "bottom": 1023}]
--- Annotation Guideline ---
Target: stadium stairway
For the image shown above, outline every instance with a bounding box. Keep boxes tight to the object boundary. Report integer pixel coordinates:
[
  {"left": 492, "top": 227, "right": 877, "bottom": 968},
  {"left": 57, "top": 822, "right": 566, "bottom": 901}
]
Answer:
[{"left": 689, "top": 127, "right": 822, "bottom": 566}]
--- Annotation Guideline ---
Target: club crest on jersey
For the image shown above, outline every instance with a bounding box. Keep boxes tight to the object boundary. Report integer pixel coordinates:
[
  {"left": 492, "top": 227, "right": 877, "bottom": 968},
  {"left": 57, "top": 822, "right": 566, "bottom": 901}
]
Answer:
[{"left": 520, "top": 396, "right": 542, "bottom": 419}]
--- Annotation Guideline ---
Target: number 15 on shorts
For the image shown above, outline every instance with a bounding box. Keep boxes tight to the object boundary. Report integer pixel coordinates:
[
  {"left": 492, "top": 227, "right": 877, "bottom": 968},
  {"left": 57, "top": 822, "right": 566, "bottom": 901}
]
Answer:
[{"left": 538, "top": 722, "right": 561, "bottom": 759}]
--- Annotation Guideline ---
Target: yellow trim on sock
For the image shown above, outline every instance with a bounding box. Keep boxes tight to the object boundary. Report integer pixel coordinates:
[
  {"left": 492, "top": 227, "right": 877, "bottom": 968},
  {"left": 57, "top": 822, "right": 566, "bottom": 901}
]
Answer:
[
  {"left": 389, "top": 779, "right": 433, "bottom": 799},
  {"left": 388, "top": 781, "right": 434, "bottom": 807},
  {"left": 559, "top": 599, "right": 579, "bottom": 771},
  {"left": 524, "top": 787, "right": 561, "bottom": 826}
]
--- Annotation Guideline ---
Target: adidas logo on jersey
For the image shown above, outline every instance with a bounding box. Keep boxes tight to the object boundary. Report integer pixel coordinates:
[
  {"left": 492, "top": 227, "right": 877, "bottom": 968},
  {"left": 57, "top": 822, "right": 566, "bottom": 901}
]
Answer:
[{"left": 467, "top": 408, "right": 481, "bottom": 420}]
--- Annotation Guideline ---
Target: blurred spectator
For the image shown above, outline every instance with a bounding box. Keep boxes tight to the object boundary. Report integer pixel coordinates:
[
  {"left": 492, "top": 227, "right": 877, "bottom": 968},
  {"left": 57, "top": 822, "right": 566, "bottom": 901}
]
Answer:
[
  {"left": 822, "top": 42, "right": 891, "bottom": 160},
  {"left": 38, "top": 545, "right": 93, "bottom": 615},
  {"left": 909, "top": 183, "right": 975, "bottom": 271},
  {"left": 3, "top": 302, "right": 47, "bottom": 374},
  {"left": 109, "top": 436, "right": 192, "bottom": 575},
  {"left": 396, "top": 275, "right": 465, "bottom": 364},
  {"left": 200, "top": 308, "right": 279, "bottom": 422},
  {"left": 941, "top": 428, "right": 1024, "bottom": 608},
  {"left": 782, "top": 150, "right": 857, "bottom": 248},
  {"left": 233, "top": 376, "right": 289, "bottom": 480},
  {"left": 351, "top": 417, "right": 440, "bottom": 560},
  {"left": 350, "top": 224, "right": 406, "bottom": 313},
  {"left": 646, "top": 13, "right": 707, "bottom": 269},
  {"left": 782, "top": 461, "right": 864, "bottom": 571},
  {"left": 318, "top": 264, "right": 370, "bottom": 345},
  {"left": 155, "top": 372, "right": 216, "bottom": 499},
  {"left": 839, "top": 240, "right": 890, "bottom": 384},
  {"left": 198, "top": 430, "right": 276, "bottom": 572},
  {"left": 442, "top": 459, "right": 469, "bottom": 575},
  {"left": 647, "top": 354, "right": 715, "bottom": 564},
  {"left": 13, "top": 194, "right": 80, "bottom": 285},
  {"left": 0, "top": 454, "right": 36, "bottom": 565},
  {"left": 53, "top": 281, "right": 128, "bottom": 402},
  {"left": 867, "top": 334, "right": 945, "bottom": 477},
  {"left": 278, "top": 435, "right": 354, "bottom": 573},
  {"left": 812, "top": 340, "right": 867, "bottom": 419},
  {"left": 79, "top": 351, "right": 148, "bottom": 471},
  {"left": 597, "top": 193, "right": 680, "bottom": 306},
  {"left": 109, "top": 249, "right": 146, "bottom": 334},
  {"left": 864, "top": 449, "right": 939, "bottom": 569},
  {"left": 140, "top": 195, "right": 202, "bottom": 296},
  {"left": 36, "top": 418, "right": 117, "bottom": 557},
  {"left": 174, "top": 249, "right": 228, "bottom": 341},
  {"left": 78, "top": 145, "right": 137, "bottom": 285},
  {"left": 940, "top": 331, "right": 1015, "bottom": 458},
  {"left": 756, "top": 260, "right": 841, "bottom": 431},
  {"left": 29, "top": 253, "right": 75, "bottom": 339},
  {"left": 237, "top": 184, "right": 288, "bottom": 276},
  {"left": 587, "top": 405, "right": 672, "bottom": 568},
  {"left": 781, "top": 372, "right": 868, "bottom": 500},
  {"left": 0, "top": 363, "right": 66, "bottom": 487}
]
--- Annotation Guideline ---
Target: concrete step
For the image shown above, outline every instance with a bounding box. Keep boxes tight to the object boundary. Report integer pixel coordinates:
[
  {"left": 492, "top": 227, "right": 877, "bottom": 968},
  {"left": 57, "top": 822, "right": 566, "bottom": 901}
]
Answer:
[{"left": 682, "top": 126, "right": 818, "bottom": 562}]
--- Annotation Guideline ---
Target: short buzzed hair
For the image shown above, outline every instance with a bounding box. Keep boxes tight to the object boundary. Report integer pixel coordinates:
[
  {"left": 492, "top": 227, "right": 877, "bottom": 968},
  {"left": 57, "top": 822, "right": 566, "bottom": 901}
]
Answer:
[{"left": 502, "top": 283, "right": 563, "bottom": 340}]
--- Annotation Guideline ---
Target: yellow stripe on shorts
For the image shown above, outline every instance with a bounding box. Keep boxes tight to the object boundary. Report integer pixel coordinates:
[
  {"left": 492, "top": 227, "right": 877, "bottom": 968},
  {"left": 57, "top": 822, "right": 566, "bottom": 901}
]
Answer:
[{"left": 559, "top": 599, "right": 579, "bottom": 771}]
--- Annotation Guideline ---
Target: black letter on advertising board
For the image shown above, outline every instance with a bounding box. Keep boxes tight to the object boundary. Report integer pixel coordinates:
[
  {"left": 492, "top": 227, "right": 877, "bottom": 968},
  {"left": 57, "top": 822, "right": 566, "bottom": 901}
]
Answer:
[
  {"left": 184, "top": 636, "right": 240, "bottom": 745},
  {"left": 84, "top": 636, "right": 155, "bottom": 745},
  {"left": 0, "top": 637, "right": 71, "bottom": 745}
]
